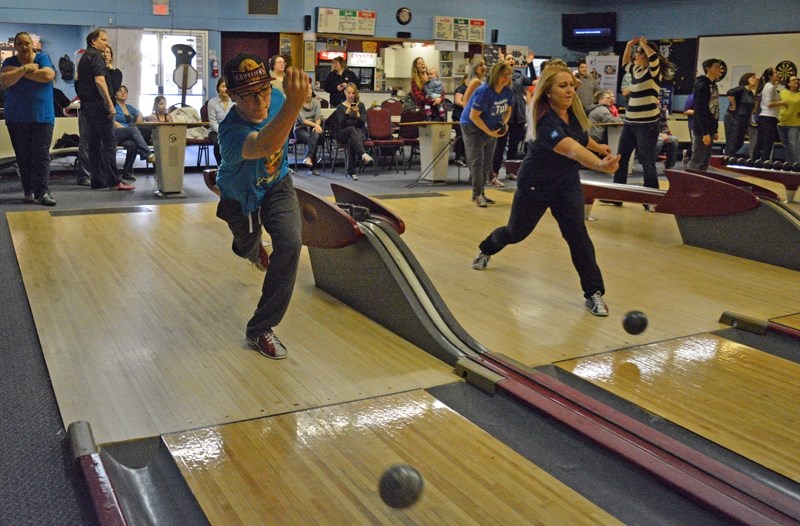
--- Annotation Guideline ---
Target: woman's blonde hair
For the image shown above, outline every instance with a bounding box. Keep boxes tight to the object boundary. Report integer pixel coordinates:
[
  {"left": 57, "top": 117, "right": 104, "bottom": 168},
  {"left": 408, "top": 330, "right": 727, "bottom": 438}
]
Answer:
[
  {"left": 411, "top": 57, "right": 427, "bottom": 89},
  {"left": 487, "top": 62, "right": 512, "bottom": 89},
  {"left": 526, "top": 64, "right": 589, "bottom": 142},
  {"left": 466, "top": 56, "right": 486, "bottom": 81}
]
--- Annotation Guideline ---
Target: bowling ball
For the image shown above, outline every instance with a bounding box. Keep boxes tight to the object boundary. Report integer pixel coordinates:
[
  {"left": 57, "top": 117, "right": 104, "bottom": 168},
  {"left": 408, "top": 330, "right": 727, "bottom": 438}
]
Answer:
[
  {"left": 754, "top": 159, "right": 764, "bottom": 168},
  {"left": 622, "top": 311, "right": 648, "bottom": 335},
  {"left": 762, "top": 160, "right": 773, "bottom": 170},
  {"left": 379, "top": 464, "right": 424, "bottom": 508},
  {"left": 772, "top": 161, "right": 783, "bottom": 170},
  {"left": 783, "top": 162, "right": 794, "bottom": 172},
  {"left": 745, "top": 158, "right": 756, "bottom": 167},
  {"left": 494, "top": 122, "right": 508, "bottom": 136},
  {"left": 794, "top": 162, "right": 800, "bottom": 172},
  {"left": 720, "top": 156, "right": 730, "bottom": 165},
  {"left": 736, "top": 157, "right": 748, "bottom": 166}
]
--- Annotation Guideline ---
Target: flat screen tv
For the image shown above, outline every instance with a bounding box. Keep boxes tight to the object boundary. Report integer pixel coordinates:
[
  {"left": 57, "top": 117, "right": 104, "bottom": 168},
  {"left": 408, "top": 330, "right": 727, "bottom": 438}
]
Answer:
[{"left": 562, "top": 12, "right": 616, "bottom": 50}]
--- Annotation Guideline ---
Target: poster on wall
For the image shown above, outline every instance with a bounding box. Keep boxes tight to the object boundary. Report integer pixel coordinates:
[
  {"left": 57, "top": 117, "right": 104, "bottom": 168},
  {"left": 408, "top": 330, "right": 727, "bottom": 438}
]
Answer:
[
  {"left": 483, "top": 44, "right": 502, "bottom": 70},
  {"left": 586, "top": 55, "right": 619, "bottom": 92},
  {"left": 317, "top": 7, "right": 377, "bottom": 36},
  {"left": 505, "top": 45, "right": 529, "bottom": 68},
  {"left": 434, "top": 16, "right": 486, "bottom": 43}
]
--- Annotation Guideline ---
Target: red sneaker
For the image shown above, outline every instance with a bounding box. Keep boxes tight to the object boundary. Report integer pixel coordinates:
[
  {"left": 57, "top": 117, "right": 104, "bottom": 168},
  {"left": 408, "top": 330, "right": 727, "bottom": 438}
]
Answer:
[
  {"left": 250, "top": 243, "right": 269, "bottom": 272},
  {"left": 248, "top": 331, "right": 287, "bottom": 359},
  {"left": 117, "top": 182, "right": 135, "bottom": 191}
]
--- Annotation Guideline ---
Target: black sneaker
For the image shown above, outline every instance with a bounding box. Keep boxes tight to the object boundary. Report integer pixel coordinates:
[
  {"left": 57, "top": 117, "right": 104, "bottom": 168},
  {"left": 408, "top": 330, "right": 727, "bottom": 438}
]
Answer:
[{"left": 248, "top": 331, "right": 287, "bottom": 359}]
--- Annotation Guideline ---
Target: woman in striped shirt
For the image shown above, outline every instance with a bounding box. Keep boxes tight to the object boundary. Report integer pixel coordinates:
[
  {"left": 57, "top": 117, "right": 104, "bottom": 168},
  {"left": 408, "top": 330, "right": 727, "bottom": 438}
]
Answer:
[{"left": 613, "top": 37, "right": 663, "bottom": 191}]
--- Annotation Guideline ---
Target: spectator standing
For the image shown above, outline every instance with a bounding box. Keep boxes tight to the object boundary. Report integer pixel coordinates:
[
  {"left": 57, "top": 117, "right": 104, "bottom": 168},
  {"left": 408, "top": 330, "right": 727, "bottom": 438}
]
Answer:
[
  {"left": 688, "top": 58, "right": 722, "bottom": 171},
  {"left": 323, "top": 56, "right": 359, "bottom": 108},
  {"left": 75, "top": 29, "right": 134, "bottom": 191},
  {"left": 724, "top": 72, "right": 757, "bottom": 157},
  {"left": 208, "top": 76, "right": 235, "bottom": 165},
  {"left": 0, "top": 31, "right": 57, "bottom": 205},
  {"left": 460, "top": 62, "right": 513, "bottom": 207},
  {"left": 575, "top": 60, "right": 600, "bottom": 110},
  {"left": 778, "top": 75, "right": 800, "bottom": 163},
  {"left": 751, "top": 68, "right": 783, "bottom": 161},
  {"left": 451, "top": 74, "right": 468, "bottom": 167},
  {"left": 613, "top": 37, "right": 663, "bottom": 192}
]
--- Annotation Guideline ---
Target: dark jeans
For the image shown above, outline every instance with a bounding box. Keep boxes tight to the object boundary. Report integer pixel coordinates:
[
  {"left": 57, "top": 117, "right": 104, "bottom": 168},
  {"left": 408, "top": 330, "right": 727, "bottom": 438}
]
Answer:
[
  {"left": 216, "top": 175, "right": 302, "bottom": 339},
  {"left": 80, "top": 104, "right": 119, "bottom": 188},
  {"left": 752, "top": 115, "right": 778, "bottom": 161},
  {"left": 453, "top": 124, "right": 465, "bottom": 161},
  {"left": 724, "top": 112, "right": 749, "bottom": 157},
  {"left": 613, "top": 121, "right": 660, "bottom": 188},
  {"left": 7, "top": 121, "right": 53, "bottom": 198},
  {"left": 478, "top": 185, "right": 604, "bottom": 298},
  {"left": 294, "top": 126, "right": 322, "bottom": 163},
  {"left": 114, "top": 126, "right": 150, "bottom": 174},
  {"left": 462, "top": 122, "right": 497, "bottom": 198},
  {"left": 338, "top": 126, "right": 367, "bottom": 175}
]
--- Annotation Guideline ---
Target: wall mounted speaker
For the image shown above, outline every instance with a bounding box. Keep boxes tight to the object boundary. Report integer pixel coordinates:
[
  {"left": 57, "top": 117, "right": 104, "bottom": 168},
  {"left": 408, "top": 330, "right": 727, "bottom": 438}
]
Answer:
[
  {"left": 397, "top": 31, "right": 411, "bottom": 39},
  {"left": 491, "top": 29, "right": 498, "bottom": 44},
  {"left": 304, "top": 15, "right": 312, "bottom": 31}
]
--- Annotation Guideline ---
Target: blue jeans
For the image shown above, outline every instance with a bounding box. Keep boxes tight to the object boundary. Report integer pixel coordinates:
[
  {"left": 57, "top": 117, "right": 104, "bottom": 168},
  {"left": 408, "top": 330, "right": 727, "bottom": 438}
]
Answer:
[
  {"left": 216, "top": 175, "right": 302, "bottom": 339},
  {"left": 114, "top": 125, "right": 151, "bottom": 174},
  {"left": 294, "top": 126, "right": 322, "bottom": 164},
  {"left": 462, "top": 122, "right": 497, "bottom": 198},
  {"left": 778, "top": 125, "right": 800, "bottom": 164},
  {"left": 613, "top": 121, "right": 660, "bottom": 188},
  {"left": 7, "top": 121, "right": 53, "bottom": 198},
  {"left": 478, "top": 183, "right": 604, "bottom": 298}
]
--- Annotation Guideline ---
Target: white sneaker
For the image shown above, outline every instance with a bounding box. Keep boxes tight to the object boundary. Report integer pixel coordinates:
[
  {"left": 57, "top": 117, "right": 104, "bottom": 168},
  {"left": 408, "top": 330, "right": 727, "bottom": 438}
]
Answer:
[
  {"left": 471, "top": 252, "right": 490, "bottom": 270},
  {"left": 362, "top": 153, "right": 373, "bottom": 165},
  {"left": 584, "top": 291, "right": 609, "bottom": 316},
  {"left": 475, "top": 195, "right": 488, "bottom": 208},
  {"left": 303, "top": 157, "right": 313, "bottom": 168}
]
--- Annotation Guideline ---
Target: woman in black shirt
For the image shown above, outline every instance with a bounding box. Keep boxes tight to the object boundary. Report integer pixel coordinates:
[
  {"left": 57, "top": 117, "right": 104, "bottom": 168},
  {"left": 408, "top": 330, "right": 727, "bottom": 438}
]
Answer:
[
  {"left": 724, "top": 72, "right": 757, "bottom": 157},
  {"left": 471, "top": 64, "right": 620, "bottom": 316}
]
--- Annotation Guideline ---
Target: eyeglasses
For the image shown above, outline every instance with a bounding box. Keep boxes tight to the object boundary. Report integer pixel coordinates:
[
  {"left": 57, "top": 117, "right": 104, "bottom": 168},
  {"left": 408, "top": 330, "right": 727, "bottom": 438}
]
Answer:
[{"left": 241, "top": 86, "right": 272, "bottom": 102}]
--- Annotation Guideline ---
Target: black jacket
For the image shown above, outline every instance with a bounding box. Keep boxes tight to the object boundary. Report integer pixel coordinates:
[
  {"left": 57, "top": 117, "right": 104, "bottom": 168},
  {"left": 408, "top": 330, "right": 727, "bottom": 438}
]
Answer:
[
  {"left": 324, "top": 69, "right": 361, "bottom": 107},
  {"left": 691, "top": 75, "right": 719, "bottom": 136}
]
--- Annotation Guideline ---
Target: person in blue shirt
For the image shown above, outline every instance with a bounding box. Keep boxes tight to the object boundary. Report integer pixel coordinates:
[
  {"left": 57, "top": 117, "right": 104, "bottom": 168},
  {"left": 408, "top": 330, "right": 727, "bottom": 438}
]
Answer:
[
  {"left": 460, "top": 62, "right": 514, "bottom": 207},
  {"left": 0, "top": 32, "right": 57, "bottom": 205},
  {"left": 214, "top": 53, "right": 309, "bottom": 360},
  {"left": 114, "top": 85, "right": 155, "bottom": 181},
  {"left": 471, "top": 64, "right": 620, "bottom": 317}
]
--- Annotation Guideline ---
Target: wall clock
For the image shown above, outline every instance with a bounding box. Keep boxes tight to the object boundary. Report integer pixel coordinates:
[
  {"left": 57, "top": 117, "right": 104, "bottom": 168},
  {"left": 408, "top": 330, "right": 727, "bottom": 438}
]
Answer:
[{"left": 396, "top": 7, "right": 412, "bottom": 25}]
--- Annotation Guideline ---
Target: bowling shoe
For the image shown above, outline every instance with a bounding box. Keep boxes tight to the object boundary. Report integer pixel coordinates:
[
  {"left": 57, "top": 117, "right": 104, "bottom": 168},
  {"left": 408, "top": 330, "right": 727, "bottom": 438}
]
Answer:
[
  {"left": 471, "top": 252, "right": 490, "bottom": 270},
  {"left": 248, "top": 331, "right": 288, "bottom": 360},
  {"left": 585, "top": 291, "right": 609, "bottom": 316}
]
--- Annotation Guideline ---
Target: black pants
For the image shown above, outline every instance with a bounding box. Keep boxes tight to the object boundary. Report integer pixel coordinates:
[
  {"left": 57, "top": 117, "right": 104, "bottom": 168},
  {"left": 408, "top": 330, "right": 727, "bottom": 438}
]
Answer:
[
  {"left": 752, "top": 115, "right": 778, "bottom": 161},
  {"left": 723, "top": 113, "right": 749, "bottom": 157},
  {"left": 216, "top": 176, "right": 302, "bottom": 339},
  {"left": 491, "top": 121, "right": 526, "bottom": 174},
  {"left": 478, "top": 185, "right": 604, "bottom": 298},
  {"left": 338, "top": 126, "right": 367, "bottom": 175},
  {"left": 7, "top": 121, "right": 53, "bottom": 198},
  {"left": 80, "top": 104, "right": 119, "bottom": 188},
  {"left": 613, "top": 121, "right": 660, "bottom": 188}
]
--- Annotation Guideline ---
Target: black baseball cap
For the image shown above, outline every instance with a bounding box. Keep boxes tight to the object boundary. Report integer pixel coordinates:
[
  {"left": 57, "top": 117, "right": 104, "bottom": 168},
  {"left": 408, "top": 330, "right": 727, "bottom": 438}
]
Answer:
[{"left": 224, "top": 53, "right": 274, "bottom": 94}]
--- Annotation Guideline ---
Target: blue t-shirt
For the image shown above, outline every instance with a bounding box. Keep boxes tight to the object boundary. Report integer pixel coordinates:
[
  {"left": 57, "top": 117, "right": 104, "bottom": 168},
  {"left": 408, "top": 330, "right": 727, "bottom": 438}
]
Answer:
[
  {"left": 1, "top": 53, "right": 55, "bottom": 124},
  {"left": 114, "top": 104, "right": 141, "bottom": 127},
  {"left": 216, "top": 89, "right": 288, "bottom": 214},
  {"left": 459, "top": 83, "right": 513, "bottom": 130}
]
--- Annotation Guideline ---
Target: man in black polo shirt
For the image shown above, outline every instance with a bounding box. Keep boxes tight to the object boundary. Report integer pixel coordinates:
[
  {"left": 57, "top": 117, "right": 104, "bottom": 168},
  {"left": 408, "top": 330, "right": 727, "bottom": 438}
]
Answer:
[{"left": 75, "top": 29, "right": 134, "bottom": 191}]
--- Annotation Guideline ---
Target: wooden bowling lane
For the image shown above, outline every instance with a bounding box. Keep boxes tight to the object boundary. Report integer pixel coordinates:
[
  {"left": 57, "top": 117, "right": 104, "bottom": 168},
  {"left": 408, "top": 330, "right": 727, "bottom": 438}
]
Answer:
[
  {"left": 555, "top": 333, "right": 800, "bottom": 483},
  {"left": 163, "top": 389, "right": 621, "bottom": 525},
  {"left": 7, "top": 204, "right": 456, "bottom": 445},
  {"left": 377, "top": 188, "right": 800, "bottom": 367}
]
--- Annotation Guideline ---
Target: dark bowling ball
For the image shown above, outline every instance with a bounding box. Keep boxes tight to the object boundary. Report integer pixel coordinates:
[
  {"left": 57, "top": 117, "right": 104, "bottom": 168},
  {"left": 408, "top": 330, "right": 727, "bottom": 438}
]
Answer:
[
  {"left": 379, "top": 464, "right": 424, "bottom": 508},
  {"left": 772, "top": 161, "right": 783, "bottom": 170},
  {"left": 745, "top": 158, "right": 756, "bottom": 167},
  {"left": 762, "top": 160, "right": 773, "bottom": 170},
  {"left": 737, "top": 157, "right": 749, "bottom": 166},
  {"left": 784, "top": 162, "right": 795, "bottom": 171},
  {"left": 720, "top": 156, "right": 730, "bottom": 165},
  {"left": 794, "top": 162, "right": 800, "bottom": 172},
  {"left": 754, "top": 159, "right": 765, "bottom": 168},
  {"left": 622, "top": 311, "right": 649, "bottom": 335}
]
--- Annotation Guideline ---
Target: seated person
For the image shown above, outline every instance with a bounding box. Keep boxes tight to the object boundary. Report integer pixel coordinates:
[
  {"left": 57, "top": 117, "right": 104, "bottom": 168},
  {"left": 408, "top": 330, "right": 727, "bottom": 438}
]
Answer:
[
  {"left": 654, "top": 101, "right": 678, "bottom": 169},
  {"left": 114, "top": 85, "right": 155, "bottom": 181},
  {"left": 329, "top": 82, "right": 372, "bottom": 181},
  {"left": 423, "top": 67, "right": 446, "bottom": 121},
  {"left": 294, "top": 83, "right": 322, "bottom": 175},
  {"left": 587, "top": 90, "right": 623, "bottom": 145},
  {"left": 144, "top": 95, "right": 174, "bottom": 123}
]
